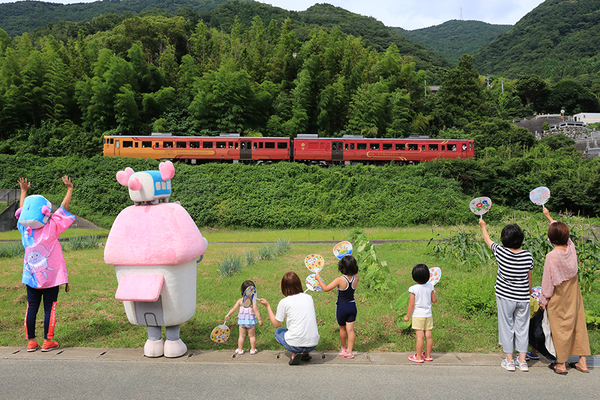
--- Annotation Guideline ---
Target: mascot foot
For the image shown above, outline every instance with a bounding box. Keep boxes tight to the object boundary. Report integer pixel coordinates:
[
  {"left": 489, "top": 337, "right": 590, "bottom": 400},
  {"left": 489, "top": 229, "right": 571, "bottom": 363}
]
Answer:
[
  {"left": 164, "top": 339, "right": 187, "bottom": 358},
  {"left": 144, "top": 338, "right": 164, "bottom": 358}
]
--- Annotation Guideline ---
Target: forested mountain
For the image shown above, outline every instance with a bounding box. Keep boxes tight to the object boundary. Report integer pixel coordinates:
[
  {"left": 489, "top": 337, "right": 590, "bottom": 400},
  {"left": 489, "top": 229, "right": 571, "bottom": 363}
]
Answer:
[
  {"left": 394, "top": 20, "right": 512, "bottom": 64},
  {"left": 0, "top": 0, "right": 240, "bottom": 37},
  {"left": 474, "top": 0, "right": 600, "bottom": 81}
]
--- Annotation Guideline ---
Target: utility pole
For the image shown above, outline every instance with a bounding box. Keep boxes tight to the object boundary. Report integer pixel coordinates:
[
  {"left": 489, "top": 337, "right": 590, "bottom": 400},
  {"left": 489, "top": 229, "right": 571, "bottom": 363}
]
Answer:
[{"left": 424, "top": 79, "right": 427, "bottom": 97}]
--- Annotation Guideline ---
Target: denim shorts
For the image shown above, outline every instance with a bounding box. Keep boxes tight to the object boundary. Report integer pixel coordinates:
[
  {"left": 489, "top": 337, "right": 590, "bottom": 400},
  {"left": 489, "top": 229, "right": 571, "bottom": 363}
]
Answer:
[{"left": 274, "top": 328, "right": 317, "bottom": 354}]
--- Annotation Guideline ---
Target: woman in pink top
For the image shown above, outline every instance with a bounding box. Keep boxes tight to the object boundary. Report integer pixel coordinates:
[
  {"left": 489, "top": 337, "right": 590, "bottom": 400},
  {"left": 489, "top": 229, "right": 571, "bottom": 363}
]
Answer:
[{"left": 539, "top": 207, "right": 590, "bottom": 375}]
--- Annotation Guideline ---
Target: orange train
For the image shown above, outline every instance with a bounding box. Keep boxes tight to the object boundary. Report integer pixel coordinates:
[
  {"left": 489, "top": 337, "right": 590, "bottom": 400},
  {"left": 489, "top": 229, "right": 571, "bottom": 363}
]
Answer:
[{"left": 103, "top": 133, "right": 475, "bottom": 165}]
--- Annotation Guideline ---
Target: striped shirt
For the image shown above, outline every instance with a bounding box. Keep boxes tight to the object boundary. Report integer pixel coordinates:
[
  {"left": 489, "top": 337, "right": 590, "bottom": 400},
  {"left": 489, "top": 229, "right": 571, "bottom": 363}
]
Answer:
[{"left": 491, "top": 243, "right": 534, "bottom": 302}]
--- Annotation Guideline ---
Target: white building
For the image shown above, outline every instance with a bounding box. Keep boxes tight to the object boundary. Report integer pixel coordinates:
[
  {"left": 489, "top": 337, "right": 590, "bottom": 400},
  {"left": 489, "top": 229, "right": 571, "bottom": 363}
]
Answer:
[{"left": 573, "top": 113, "right": 600, "bottom": 123}]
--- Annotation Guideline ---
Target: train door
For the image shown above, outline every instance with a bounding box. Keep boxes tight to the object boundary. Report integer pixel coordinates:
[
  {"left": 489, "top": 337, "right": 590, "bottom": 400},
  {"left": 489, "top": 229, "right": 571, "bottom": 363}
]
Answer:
[
  {"left": 240, "top": 140, "right": 252, "bottom": 160},
  {"left": 114, "top": 139, "right": 120, "bottom": 156},
  {"left": 332, "top": 141, "right": 343, "bottom": 162},
  {"left": 461, "top": 142, "right": 468, "bottom": 158}
]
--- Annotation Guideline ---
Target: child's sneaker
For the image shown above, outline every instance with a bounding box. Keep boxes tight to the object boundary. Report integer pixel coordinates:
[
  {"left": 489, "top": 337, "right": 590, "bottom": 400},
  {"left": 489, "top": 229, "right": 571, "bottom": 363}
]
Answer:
[
  {"left": 27, "top": 340, "right": 39, "bottom": 352},
  {"left": 526, "top": 351, "right": 539, "bottom": 361},
  {"left": 516, "top": 359, "right": 529, "bottom": 372},
  {"left": 501, "top": 358, "right": 516, "bottom": 371},
  {"left": 41, "top": 340, "right": 60, "bottom": 352}
]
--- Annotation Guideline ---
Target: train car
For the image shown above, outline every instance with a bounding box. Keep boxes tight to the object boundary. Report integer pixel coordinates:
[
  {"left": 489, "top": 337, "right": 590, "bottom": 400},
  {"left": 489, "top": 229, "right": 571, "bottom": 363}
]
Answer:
[
  {"left": 293, "top": 134, "right": 475, "bottom": 165},
  {"left": 103, "top": 133, "right": 291, "bottom": 164}
]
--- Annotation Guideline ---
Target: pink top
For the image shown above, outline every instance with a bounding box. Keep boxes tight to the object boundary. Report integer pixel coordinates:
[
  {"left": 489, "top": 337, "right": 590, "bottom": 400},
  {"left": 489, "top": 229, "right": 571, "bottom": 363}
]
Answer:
[
  {"left": 540, "top": 238, "right": 578, "bottom": 306},
  {"left": 104, "top": 202, "right": 207, "bottom": 266},
  {"left": 18, "top": 206, "right": 76, "bottom": 289}
]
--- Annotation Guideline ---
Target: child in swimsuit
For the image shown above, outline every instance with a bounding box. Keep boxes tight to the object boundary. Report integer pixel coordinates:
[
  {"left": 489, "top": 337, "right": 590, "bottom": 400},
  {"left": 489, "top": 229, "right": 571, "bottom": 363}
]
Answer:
[
  {"left": 315, "top": 255, "right": 360, "bottom": 359},
  {"left": 225, "top": 280, "right": 263, "bottom": 355}
]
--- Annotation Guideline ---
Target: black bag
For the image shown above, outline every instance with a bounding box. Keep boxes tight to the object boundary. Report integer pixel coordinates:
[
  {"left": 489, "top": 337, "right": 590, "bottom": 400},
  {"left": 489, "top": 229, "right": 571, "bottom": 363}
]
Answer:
[{"left": 529, "top": 308, "right": 556, "bottom": 361}]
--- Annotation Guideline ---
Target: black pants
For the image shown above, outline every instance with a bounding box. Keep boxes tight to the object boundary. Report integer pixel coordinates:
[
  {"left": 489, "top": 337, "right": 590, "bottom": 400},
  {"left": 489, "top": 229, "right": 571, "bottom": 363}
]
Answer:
[{"left": 25, "top": 285, "right": 59, "bottom": 340}]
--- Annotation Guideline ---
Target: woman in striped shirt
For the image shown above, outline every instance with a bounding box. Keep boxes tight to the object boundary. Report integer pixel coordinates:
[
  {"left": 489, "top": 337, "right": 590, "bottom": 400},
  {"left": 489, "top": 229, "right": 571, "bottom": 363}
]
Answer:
[{"left": 479, "top": 218, "right": 534, "bottom": 372}]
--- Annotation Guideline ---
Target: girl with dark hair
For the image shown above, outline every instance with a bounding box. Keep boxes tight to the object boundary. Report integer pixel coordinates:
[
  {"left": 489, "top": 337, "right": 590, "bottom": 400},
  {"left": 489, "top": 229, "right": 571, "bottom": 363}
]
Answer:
[
  {"left": 479, "top": 217, "right": 534, "bottom": 372},
  {"left": 225, "top": 280, "right": 263, "bottom": 355},
  {"left": 259, "top": 272, "right": 320, "bottom": 365},
  {"left": 315, "top": 255, "right": 360, "bottom": 359},
  {"left": 540, "top": 207, "right": 590, "bottom": 375},
  {"left": 404, "top": 264, "right": 437, "bottom": 363}
]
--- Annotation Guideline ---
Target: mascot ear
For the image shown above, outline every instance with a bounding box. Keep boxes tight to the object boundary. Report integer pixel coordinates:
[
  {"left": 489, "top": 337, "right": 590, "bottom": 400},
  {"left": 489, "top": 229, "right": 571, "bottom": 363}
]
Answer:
[
  {"left": 116, "top": 167, "right": 135, "bottom": 186},
  {"left": 128, "top": 177, "right": 142, "bottom": 191},
  {"left": 159, "top": 161, "right": 175, "bottom": 181},
  {"left": 15, "top": 207, "right": 22, "bottom": 219},
  {"left": 41, "top": 205, "right": 51, "bottom": 217}
]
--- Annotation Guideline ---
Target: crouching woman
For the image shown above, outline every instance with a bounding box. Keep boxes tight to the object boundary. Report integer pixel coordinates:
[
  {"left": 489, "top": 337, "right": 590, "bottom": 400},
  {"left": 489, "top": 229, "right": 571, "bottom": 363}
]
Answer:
[{"left": 259, "top": 271, "right": 320, "bottom": 365}]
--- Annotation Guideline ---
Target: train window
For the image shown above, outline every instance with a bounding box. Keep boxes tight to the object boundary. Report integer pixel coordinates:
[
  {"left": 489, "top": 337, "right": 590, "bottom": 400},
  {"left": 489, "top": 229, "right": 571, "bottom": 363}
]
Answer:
[
  {"left": 429, "top": 144, "right": 438, "bottom": 151},
  {"left": 332, "top": 143, "right": 337, "bottom": 151},
  {"left": 241, "top": 142, "right": 246, "bottom": 149},
  {"left": 135, "top": 142, "right": 138, "bottom": 148},
  {"left": 203, "top": 142, "right": 213, "bottom": 149},
  {"left": 110, "top": 138, "right": 114, "bottom": 144},
  {"left": 265, "top": 142, "right": 275, "bottom": 149},
  {"left": 253, "top": 142, "right": 257, "bottom": 150},
  {"left": 350, "top": 143, "right": 355, "bottom": 150},
  {"left": 277, "top": 142, "right": 287, "bottom": 149},
  {"left": 357, "top": 143, "right": 367, "bottom": 150},
  {"left": 396, "top": 144, "right": 405, "bottom": 150},
  {"left": 229, "top": 142, "right": 234, "bottom": 149},
  {"left": 462, "top": 144, "right": 467, "bottom": 151},
  {"left": 442, "top": 145, "right": 445, "bottom": 151},
  {"left": 345, "top": 144, "right": 348, "bottom": 151},
  {"left": 176, "top": 141, "right": 187, "bottom": 149},
  {"left": 370, "top": 143, "right": 379, "bottom": 150},
  {"left": 235, "top": 142, "right": 239, "bottom": 149},
  {"left": 103, "top": 138, "right": 106, "bottom": 144},
  {"left": 259, "top": 142, "right": 264, "bottom": 149},
  {"left": 422, "top": 145, "right": 426, "bottom": 150},
  {"left": 142, "top": 141, "right": 152, "bottom": 148},
  {"left": 115, "top": 140, "right": 120, "bottom": 148},
  {"left": 216, "top": 142, "right": 226, "bottom": 148},
  {"left": 408, "top": 144, "right": 418, "bottom": 151},
  {"left": 164, "top": 141, "right": 173, "bottom": 148},
  {"left": 190, "top": 142, "right": 199, "bottom": 148},
  {"left": 383, "top": 143, "right": 392, "bottom": 150},
  {"left": 448, "top": 144, "right": 456, "bottom": 151}
]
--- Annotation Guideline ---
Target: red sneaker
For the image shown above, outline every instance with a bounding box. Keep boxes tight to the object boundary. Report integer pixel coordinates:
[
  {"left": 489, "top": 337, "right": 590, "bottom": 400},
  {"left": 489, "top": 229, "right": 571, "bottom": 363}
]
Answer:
[
  {"left": 41, "top": 340, "right": 60, "bottom": 352},
  {"left": 27, "top": 340, "right": 39, "bottom": 352}
]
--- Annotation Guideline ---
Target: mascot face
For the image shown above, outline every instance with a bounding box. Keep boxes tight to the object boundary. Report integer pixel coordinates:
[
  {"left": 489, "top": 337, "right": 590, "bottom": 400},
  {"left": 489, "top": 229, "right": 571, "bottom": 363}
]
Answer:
[{"left": 16, "top": 195, "right": 52, "bottom": 229}]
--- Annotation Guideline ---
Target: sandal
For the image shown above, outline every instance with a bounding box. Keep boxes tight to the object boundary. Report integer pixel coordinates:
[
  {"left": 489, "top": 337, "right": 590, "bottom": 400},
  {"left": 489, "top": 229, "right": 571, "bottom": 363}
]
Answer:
[
  {"left": 568, "top": 362, "right": 589, "bottom": 373},
  {"left": 338, "top": 348, "right": 347, "bottom": 357},
  {"left": 234, "top": 349, "right": 244, "bottom": 355},
  {"left": 250, "top": 349, "right": 258, "bottom": 355},
  {"left": 343, "top": 353, "right": 355, "bottom": 359},
  {"left": 301, "top": 353, "right": 312, "bottom": 361},
  {"left": 548, "top": 362, "right": 568, "bottom": 375},
  {"left": 408, "top": 354, "right": 424, "bottom": 363},
  {"left": 289, "top": 353, "right": 302, "bottom": 365},
  {"left": 421, "top": 352, "right": 433, "bottom": 361}
]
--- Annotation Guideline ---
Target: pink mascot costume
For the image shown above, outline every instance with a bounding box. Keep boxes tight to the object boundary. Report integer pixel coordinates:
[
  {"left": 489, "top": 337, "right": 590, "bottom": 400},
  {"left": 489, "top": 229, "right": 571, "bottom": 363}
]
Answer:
[{"left": 104, "top": 161, "right": 208, "bottom": 358}]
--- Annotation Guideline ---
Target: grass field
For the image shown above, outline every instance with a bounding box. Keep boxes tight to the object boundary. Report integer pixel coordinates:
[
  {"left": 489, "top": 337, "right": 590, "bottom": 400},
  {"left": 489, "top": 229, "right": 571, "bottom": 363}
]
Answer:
[{"left": 0, "top": 226, "right": 598, "bottom": 355}]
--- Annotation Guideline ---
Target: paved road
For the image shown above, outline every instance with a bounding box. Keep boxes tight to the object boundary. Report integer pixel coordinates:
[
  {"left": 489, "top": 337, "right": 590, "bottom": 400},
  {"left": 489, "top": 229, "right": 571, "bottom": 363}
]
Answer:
[{"left": 1, "top": 347, "right": 598, "bottom": 399}]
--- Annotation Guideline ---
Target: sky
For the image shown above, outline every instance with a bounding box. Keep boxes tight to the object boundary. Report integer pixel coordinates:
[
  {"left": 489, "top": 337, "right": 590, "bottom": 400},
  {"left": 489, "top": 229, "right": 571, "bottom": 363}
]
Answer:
[{"left": 0, "top": 0, "right": 547, "bottom": 30}]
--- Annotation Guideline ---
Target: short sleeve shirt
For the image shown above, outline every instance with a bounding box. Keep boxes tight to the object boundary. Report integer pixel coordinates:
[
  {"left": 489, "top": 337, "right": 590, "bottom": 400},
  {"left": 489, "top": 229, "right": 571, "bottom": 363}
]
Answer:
[
  {"left": 408, "top": 282, "right": 434, "bottom": 318},
  {"left": 491, "top": 243, "right": 534, "bottom": 302}
]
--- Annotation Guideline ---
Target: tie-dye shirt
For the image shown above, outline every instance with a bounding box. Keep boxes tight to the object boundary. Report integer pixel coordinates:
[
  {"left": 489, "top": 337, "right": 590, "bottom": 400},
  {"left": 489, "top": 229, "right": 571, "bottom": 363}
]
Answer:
[{"left": 18, "top": 206, "right": 76, "bottom": 289}]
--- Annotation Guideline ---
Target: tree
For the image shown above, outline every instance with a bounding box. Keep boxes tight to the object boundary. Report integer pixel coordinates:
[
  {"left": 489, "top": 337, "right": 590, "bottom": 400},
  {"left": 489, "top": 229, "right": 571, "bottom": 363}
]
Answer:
[
  {"left": 515, "top": 74, "right": 549, "bottom": 112},
  {"left": 436, "top": 55, "right": 485, "bottom": 127}
]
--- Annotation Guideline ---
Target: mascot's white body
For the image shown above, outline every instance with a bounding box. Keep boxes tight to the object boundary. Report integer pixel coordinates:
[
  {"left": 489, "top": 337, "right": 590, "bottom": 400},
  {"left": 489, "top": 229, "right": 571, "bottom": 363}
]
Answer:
[{"left": 104, "top": 161, "right": 208, "bottom": 358}]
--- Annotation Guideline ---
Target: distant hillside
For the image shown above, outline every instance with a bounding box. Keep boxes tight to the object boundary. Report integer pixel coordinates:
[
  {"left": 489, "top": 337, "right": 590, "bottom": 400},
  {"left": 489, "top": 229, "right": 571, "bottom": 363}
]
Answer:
[
  {"left": 201, "top": 3, "right": 452, "bottom": 74},
  {"left": 0, "top": 1, "right": 452, "bottom": 80},
  {"left": 474, "top": 0, "right": 600, "bottom": 80},
  {"left": 0, "top": 0, "right": 240, "bottom": 37},
  {"left": 393, "top": 20, "right": 512, "bottom": 64}
]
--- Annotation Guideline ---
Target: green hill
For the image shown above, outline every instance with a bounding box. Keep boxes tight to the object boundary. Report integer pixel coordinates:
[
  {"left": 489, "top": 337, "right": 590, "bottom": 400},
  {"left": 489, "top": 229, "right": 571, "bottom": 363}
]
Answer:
[
  {"left": 0, "top": 0, "right": 240, "bottom": 37},
  {"left": 201, "top": 3, "right": 452, "bottom": 74},
  {"left": 393, "top": 20, "right": 512, "bottom": 64},
  {"left": 474, "top": 0, "right": 600, "bottom": 80}
]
